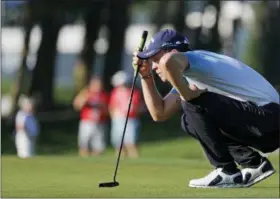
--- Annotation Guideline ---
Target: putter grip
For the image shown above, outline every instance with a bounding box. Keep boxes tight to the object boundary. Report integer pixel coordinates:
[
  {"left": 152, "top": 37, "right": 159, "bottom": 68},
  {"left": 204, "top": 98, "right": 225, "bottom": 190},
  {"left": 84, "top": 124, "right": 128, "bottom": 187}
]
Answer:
[{"left": 137, "top": 30, "right": 148, "bottom": 52}]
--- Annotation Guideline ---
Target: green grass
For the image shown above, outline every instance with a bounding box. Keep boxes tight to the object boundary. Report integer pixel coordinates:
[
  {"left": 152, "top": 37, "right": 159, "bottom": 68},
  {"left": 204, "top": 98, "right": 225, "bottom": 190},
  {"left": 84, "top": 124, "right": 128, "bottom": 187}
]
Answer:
[{"left": 2, "top": 138, "right": 279, "bottom": 198}]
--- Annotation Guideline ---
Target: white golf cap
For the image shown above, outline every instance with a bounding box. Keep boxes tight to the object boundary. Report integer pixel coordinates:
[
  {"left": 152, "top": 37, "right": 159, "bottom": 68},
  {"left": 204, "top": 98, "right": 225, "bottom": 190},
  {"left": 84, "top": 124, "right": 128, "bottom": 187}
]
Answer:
[{"left": 111, "top": 70, "right": 129, "bottom": 87}]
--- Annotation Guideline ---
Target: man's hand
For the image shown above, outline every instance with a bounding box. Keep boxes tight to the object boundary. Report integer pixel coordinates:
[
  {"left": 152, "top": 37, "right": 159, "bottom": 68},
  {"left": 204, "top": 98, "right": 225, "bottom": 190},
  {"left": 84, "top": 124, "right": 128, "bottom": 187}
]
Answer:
[{"left": 132, "top": 51, "right": 152, "bottom": 77}]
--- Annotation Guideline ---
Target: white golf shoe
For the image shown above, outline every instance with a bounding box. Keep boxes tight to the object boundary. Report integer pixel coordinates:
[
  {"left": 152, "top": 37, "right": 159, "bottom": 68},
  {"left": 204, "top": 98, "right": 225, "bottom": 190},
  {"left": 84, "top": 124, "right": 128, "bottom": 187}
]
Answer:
[
  {"left": 189, "top": 168, "right": 244, "bottom": 188},
  {"left": 241, "top": 157, "right": 275, "bottom": 188}
]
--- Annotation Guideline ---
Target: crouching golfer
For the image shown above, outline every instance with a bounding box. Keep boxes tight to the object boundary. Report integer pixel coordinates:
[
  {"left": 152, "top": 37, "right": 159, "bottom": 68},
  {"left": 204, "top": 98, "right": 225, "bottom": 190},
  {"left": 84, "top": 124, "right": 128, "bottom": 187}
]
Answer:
[{"left": 132, "top": 29, "right": 280, "bottom": 188}]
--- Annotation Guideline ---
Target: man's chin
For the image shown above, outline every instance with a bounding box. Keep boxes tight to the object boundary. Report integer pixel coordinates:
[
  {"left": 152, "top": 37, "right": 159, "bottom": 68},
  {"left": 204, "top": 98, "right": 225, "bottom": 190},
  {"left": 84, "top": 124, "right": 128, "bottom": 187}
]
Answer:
[{"left": 157, "top": 74, "right": 166, "bottom": 82}]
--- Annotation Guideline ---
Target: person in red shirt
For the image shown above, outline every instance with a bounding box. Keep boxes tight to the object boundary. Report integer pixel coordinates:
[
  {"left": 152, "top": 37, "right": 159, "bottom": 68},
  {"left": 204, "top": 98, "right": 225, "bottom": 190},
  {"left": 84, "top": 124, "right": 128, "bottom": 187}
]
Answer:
[
  {"left": 109, "top": 71, "right": 143, "bottom": 158},
  {"left": 73, "top": 76, "right": 109, "bottom": 157}
]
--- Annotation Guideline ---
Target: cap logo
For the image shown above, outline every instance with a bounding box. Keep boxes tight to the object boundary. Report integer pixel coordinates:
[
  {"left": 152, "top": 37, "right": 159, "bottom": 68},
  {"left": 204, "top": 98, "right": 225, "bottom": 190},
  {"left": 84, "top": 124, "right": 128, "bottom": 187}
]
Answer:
[
  {"left": 161, "top": 39, "right": 189, "bottom": 48},
  {"left": 145, "top": 49, "right": 156, "bottom": 56},
  {"left": 162, "top": 42, "right": 181, "bottom": 48}
]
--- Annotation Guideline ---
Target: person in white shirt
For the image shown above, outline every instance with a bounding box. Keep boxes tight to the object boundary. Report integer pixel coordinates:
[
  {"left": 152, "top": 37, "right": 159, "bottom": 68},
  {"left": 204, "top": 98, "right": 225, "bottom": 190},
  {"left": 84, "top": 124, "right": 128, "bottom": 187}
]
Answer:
[
  {"left": 14, "top": 96, "right": 40, "bottom": 158},
  {"left": 132, "top": 29, "right": 280, "bottom": 188}
]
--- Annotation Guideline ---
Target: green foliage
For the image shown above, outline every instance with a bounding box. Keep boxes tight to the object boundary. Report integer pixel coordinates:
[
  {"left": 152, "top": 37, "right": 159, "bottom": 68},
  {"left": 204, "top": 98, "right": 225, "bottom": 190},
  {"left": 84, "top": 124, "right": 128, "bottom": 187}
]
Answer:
[
  {"left": 1, "top": 79, "right": 12, "bottom": 94},
  {"left": 54, "top": 86, "right": 75, "bottom": 104}
]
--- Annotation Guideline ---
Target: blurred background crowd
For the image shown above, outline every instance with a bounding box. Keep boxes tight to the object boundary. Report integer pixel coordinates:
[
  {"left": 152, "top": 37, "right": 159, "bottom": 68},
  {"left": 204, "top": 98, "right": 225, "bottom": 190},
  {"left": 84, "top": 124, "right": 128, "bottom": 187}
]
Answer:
[{"left": 1, "top": 0, "right": 280, "bottom": 159}]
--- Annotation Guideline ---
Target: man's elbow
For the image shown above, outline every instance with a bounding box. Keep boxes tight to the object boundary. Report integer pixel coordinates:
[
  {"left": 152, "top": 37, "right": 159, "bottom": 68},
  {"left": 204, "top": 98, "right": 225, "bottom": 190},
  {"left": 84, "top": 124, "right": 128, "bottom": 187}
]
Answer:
[
  {"left": 161, "top": 53, "right": 188, "bottom": 72},
  {"left": 160, "top": 53, "right": 174, "bottom": 71}
]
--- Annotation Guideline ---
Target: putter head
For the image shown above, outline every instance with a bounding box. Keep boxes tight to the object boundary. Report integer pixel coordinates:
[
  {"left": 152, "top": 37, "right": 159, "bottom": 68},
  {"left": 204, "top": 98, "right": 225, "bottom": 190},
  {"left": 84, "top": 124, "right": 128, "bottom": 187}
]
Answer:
[{"left": 99, "top": 181, "right": 119, "bottom": 188}]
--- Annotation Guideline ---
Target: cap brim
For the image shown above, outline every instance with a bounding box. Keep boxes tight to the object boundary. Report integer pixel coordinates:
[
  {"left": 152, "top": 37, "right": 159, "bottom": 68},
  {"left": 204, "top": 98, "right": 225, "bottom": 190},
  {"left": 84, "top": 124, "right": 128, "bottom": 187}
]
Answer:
[{"left": 137, "top": 48, "right": 161, "bottom": 59}]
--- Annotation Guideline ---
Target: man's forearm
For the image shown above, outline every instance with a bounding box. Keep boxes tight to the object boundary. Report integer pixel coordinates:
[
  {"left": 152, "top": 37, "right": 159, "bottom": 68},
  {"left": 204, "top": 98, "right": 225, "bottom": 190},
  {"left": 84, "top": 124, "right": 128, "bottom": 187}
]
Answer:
[
  {"left": 140, "top": 77, "right": 164, "bottom": 120},
  {"left": 166, "top": 69, "right": 191, "bottom": 101}
]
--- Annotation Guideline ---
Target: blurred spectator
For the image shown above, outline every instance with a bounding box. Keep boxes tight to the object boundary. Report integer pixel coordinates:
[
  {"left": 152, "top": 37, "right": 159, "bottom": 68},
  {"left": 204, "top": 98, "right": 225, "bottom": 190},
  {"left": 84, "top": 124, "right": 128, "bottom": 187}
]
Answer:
[
  {"left": 73, "top": 76, "right": 109, "bottom": 157},
  {"left": 109, "top": 71, "right": 142, "bottom": 158},
  {"left": 14, "top": 95, "right": 40, "bottom": 159}
]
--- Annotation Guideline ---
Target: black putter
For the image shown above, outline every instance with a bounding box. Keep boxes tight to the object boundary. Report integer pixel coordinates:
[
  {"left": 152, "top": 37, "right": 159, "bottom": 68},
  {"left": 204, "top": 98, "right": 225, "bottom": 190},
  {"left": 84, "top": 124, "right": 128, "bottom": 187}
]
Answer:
[{"left": 99, "top": 30, "right": 148, "bottom": 188}]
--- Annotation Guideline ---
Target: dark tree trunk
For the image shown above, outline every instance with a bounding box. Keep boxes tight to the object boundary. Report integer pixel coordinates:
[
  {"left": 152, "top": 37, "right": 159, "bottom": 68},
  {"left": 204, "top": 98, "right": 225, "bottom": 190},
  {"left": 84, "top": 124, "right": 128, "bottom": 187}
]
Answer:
[
  {"left": 28, "top": 12, "right": 62, "bottom": 110},
  {"left": 193, "top": 0, "right": 222, "bottom": 53},
  {"left": 153, "top": 1, "right": 167, "bottom": 32},
  {"left": 193, "top": 2, "right": 205, "bottom": 50},
  {"left": 73, "top": 1, "right": 106, "bottom": 93},
  {"left": 173, "top": 0, "right": 186, "bottom": 33},
  {"left": 193, "top": 29, "right": 204, "bottom": 50},
  {"left": 231, "top": 18, "right": 242, "bottom": 58},
  {"left": 261, "top": 2, "right": 280, "bottom": 87},
  {"left": 206, "top": 0, "right": 222, "bottom": 52},
  {"left": 103, "top": 0, "right": 129, "bottom": 92},
  {"left": 10, "top": 3, "right": 34, "bottom": 116}
]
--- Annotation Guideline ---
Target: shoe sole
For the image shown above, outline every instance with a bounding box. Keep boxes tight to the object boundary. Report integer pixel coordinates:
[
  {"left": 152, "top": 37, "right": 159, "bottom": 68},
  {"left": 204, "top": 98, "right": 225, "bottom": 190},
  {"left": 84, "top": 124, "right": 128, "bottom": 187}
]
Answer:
[
  {"left": 189, "top": 183, "right": 245, "bottom": 188},
  {"left": 243, "top": 169, "right": 275, "bottom": 188}
]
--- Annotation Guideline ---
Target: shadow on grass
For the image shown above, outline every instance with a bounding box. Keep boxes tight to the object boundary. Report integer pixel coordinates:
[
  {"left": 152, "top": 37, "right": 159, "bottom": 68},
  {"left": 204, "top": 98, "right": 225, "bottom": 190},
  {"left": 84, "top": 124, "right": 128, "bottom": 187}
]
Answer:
[{"left": 1, "top": 112, "right": 188, "bottom": 155}]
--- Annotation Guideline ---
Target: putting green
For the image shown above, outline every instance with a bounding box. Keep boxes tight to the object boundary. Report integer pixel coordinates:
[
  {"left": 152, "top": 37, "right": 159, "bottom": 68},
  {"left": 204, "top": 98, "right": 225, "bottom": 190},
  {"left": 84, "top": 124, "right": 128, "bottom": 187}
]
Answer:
[{"left": 2, "top": 138, "right": 279, "bottom": 198}]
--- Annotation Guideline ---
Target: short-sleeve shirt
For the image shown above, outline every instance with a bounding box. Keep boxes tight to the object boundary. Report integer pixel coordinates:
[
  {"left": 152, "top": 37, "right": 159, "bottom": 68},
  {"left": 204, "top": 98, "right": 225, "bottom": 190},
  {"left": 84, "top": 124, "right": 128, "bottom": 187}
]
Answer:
[{"left": 171, "top": 50, "right": 279, "bottom": 106}]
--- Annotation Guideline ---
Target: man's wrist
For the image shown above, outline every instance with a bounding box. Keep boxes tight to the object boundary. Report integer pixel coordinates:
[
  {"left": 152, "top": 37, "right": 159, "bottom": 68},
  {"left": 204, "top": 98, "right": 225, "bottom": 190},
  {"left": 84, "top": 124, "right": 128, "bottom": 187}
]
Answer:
[{"left": 141, "top": 73, "right": 153, "bottom": 79}]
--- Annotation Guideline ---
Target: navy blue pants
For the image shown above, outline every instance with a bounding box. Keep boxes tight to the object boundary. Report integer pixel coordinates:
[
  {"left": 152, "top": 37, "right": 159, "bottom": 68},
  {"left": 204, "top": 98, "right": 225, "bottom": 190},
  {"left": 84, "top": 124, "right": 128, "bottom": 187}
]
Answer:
[{"left": 180, "top": 92, "right": 280, "bottom": 170}]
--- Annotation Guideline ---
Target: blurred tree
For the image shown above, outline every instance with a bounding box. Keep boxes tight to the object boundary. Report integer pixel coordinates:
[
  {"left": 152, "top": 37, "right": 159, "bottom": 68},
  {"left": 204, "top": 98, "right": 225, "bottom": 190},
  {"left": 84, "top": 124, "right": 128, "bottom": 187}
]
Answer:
[
  {"left": 103, "top": 0, "right": 130, "bottom": 92},
  {"left": 28, "top": 0, "right": 64, "bottom": 110},
  {"left": 242, "top": 1, "right": 279, "bottom": 90},
  {"left": 73, "top": 0, "right": 107, "bottom": 94},
  {"left": 172, "top": 0, "right": 186, "bottom": 33},
  {"left": 260, "top": 1, "right": 280, "bottom": 87},
  {"left": 10, "top": 2, "right": 35, "bottom": 115},
  {"left": 206, "top": 0, "right": 222, "bottom": 52},
  {"left": 192, "top": 2, "right": 206, "bottom": 50},
  {"left": 243, "top": 2, "right": 265, "bottom": 73},
  {"left": 232, "top": 18, "right": 242, "bottom": 58},
  {"left": 193, "top": 0, "right": 222, "bottom": 53},
  {"left": 152, "top": 1, "right": 167, "bottom": 32}
]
